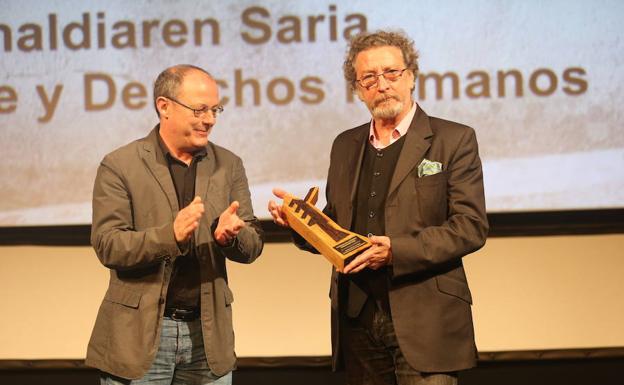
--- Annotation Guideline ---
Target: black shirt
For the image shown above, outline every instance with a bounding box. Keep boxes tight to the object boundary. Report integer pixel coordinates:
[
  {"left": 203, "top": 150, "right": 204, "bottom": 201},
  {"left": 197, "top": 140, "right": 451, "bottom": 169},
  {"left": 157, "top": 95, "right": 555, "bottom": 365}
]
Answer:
[{"left": 157, "top": 133, "right": 206, "bottom": 311}]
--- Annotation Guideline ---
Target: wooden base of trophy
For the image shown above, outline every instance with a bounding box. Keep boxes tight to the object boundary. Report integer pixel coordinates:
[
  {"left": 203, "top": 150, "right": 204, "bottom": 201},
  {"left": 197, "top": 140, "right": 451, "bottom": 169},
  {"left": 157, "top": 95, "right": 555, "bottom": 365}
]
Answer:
[{"left": 281, "top": 187, "right": 371, "bottom": 270}]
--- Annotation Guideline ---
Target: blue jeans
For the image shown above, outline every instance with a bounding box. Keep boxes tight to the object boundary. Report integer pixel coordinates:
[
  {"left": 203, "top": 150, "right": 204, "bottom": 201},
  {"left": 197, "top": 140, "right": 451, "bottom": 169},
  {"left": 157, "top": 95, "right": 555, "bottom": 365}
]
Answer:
[
  {"left": 100, "top": 317, "right": 232, "bottom": 385},
  {"left": 342, "top": 304, "right": 457, "bottom": 385}
]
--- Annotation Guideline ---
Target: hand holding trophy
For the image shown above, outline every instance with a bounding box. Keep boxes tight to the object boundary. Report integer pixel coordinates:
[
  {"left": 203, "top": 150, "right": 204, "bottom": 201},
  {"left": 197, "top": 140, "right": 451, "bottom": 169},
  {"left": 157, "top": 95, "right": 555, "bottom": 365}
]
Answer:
[{"left": 269, "top": 187, "right": 371, "bottom": 271}]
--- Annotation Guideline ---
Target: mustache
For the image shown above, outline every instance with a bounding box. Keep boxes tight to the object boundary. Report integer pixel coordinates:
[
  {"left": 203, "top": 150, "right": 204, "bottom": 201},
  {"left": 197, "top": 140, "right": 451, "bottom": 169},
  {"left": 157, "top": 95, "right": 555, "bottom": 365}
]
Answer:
[{"left": 373, "top": 95, "right": 400, "bottom": 107}]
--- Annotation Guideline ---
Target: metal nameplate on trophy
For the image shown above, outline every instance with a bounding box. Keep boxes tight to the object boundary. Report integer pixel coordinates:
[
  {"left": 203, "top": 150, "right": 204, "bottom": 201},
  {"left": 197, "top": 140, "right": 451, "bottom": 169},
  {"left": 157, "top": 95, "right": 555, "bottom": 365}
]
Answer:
[{"left": 281, "top": 187, "right": 372, "bottom": 270}]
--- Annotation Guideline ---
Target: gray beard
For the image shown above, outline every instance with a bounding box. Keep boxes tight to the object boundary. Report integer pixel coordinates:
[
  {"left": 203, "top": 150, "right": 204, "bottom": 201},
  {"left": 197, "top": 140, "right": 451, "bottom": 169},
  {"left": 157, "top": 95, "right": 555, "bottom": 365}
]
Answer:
[{"left": 372, "top": 99, "right": 403, "bottom": 120}]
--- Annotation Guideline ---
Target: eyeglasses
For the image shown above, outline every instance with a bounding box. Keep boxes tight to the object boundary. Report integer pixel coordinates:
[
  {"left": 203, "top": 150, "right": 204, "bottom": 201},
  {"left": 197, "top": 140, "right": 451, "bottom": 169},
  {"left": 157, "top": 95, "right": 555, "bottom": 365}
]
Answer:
[
  {"left": 166, "top": 97, "right": 224, "bottom": 118},
  {"left": 357, "top": 68, "right": 408, "bottom": 89}
]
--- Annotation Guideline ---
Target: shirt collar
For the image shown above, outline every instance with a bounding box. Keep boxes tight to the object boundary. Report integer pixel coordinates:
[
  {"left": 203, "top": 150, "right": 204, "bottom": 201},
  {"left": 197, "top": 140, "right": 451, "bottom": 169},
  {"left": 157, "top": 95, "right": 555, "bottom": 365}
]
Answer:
[{"left": 369, "top": 101, "right": 417, "bottom": 149}]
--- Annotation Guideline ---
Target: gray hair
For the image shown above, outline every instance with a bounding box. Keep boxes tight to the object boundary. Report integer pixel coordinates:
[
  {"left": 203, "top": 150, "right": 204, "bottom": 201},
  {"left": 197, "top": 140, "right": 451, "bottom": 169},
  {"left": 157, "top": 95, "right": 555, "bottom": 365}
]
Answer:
[{"left": 343, "top": 30, "right": 419, "bottom": 91}]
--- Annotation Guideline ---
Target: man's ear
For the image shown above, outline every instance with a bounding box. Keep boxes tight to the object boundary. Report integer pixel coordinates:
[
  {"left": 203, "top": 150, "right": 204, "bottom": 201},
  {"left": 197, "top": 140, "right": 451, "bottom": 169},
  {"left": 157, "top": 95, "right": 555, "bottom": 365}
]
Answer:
[{"left": 156, "top": 97, "right": 169, "bottom": 118}]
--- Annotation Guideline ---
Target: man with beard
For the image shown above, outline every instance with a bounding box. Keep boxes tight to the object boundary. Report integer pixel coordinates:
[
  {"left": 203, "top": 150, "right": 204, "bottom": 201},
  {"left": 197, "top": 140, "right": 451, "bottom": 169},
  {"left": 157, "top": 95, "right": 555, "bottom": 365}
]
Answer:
[{"left": 269, "top": 31, "right": 488, "bottom": 384}]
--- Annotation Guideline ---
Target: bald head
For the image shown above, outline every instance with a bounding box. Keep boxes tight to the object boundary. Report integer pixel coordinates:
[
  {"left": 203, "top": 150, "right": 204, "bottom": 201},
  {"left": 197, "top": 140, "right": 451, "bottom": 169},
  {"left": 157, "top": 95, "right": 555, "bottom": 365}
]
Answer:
[{"left": 153, "top": 64, "right": 214, "bottom": 117}]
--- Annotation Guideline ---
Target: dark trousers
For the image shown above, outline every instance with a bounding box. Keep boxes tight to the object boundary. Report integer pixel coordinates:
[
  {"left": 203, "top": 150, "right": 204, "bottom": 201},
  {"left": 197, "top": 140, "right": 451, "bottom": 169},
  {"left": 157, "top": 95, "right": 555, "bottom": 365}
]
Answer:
[{"left": 341, "top": 301, "right": 457, "bottom": 385}]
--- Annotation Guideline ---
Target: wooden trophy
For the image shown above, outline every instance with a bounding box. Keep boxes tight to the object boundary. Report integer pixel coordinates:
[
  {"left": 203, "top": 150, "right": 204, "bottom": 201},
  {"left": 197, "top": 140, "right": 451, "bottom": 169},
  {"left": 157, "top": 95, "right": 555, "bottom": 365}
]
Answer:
[{"left": 281, "top": 187, "right": 371, "bottom": 270}]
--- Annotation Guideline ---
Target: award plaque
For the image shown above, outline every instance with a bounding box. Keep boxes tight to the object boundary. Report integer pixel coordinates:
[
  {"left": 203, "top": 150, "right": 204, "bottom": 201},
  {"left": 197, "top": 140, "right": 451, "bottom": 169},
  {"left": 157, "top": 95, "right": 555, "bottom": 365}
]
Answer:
[{"left": 281, "top": 187, "right": 372, "bottom": 270}]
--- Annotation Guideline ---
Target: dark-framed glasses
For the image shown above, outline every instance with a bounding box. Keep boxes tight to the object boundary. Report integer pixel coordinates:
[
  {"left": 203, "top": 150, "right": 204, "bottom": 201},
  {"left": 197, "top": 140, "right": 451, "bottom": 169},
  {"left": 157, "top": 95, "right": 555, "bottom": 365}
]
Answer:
[
  {"left": 166, "top": 97, "right": 224, "bottom": 118},
  {"left": 357, "top": 68, "right": 408, "bottom": 89}
]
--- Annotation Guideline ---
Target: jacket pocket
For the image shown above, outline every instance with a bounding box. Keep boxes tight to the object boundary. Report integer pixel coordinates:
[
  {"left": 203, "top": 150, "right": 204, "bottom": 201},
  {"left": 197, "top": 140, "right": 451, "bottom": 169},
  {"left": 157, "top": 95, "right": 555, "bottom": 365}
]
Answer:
[
  {"left": 103, "top": 284, "right": 142, "bottom": 309},
  {"left": 414, "top": 170, "right": 448, "bottom": 187},
  {"left": 436, "top": 275, "right": 472, "bottom": 304}
]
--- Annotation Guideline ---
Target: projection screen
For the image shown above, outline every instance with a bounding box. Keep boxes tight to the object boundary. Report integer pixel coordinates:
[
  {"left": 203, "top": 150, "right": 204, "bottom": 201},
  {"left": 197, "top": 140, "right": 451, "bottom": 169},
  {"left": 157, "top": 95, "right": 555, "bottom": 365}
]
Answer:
[{"left": 1, "top": 0, "right": 623, "bottom": 226}]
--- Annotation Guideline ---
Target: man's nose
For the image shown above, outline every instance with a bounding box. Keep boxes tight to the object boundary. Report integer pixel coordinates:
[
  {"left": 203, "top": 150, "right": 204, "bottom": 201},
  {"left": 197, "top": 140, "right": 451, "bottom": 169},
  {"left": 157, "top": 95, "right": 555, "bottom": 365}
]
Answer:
[{"left": 377, "top": 75, "right": 391, "bottom": 91}]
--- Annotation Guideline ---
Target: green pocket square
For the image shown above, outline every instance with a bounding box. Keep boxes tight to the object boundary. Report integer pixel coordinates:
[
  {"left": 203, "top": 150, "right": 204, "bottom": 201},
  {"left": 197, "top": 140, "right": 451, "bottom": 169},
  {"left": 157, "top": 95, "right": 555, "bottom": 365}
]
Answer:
[{"left": 417, "top": 159, "right": 442, "bottom": 177}]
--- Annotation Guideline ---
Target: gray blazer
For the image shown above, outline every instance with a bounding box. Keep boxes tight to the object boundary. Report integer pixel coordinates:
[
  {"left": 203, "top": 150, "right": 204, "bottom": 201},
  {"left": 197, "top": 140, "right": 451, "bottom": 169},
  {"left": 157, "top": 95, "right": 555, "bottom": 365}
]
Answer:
[
  {"left": 86, "top": 126, "right": 263, "bottom": 379},
  {"left": 323, "top": 106, "right": 488, "bottom": 372}
]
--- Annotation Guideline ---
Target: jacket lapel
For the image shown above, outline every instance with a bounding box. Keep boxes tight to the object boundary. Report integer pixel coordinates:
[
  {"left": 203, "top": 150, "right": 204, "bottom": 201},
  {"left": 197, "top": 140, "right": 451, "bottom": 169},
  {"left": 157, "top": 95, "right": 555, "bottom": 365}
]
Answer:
[
  {"left": 344, "top": 126, "right": 368, "bottom": 225},
  {"left": 195, "top": 146, "right": 214, "bottom": 205},
  {"left": 195, "top": 144, "right": 216, "bottom": 240},
  {"left": 140, "top": 127, "right": 179, "bottom": 214},
  {"left": 387, "top": 106, "right": 433, "bottom": 197}
]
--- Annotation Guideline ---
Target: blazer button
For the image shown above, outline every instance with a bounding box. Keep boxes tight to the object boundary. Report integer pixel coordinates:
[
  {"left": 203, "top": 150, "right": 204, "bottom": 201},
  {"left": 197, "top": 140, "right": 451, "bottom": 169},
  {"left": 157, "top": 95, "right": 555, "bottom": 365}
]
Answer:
[
  {"left": 376, "top": 152, "right": 383, "bottom": 158},
  {"left": 369, "top": 211, "right": 375, "bottom": 218}
]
